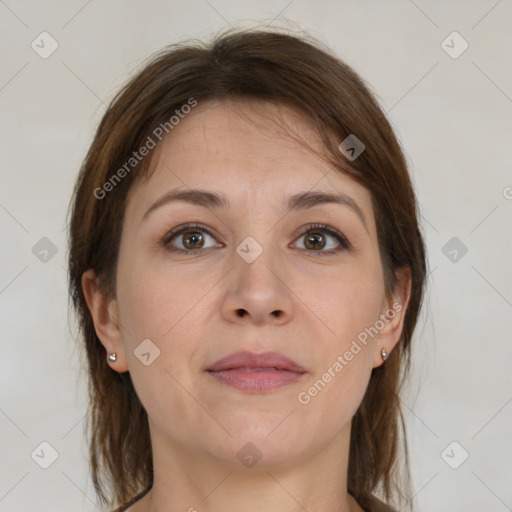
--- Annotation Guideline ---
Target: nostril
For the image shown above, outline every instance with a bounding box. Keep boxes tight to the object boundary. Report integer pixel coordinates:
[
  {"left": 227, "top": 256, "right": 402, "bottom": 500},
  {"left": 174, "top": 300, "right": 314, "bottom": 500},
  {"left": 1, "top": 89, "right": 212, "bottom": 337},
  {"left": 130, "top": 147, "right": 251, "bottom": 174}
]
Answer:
[{"left": 237, "top": 309, "right": 248, "bottom": 317}]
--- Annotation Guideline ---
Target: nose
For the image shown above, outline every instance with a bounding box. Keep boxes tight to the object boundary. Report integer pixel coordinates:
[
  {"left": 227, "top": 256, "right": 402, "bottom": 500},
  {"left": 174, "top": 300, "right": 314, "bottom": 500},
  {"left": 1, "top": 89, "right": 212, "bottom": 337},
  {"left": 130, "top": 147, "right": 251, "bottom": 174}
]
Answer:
[{"left": 220, "top": 247, "right": 294, "bottom": 326}]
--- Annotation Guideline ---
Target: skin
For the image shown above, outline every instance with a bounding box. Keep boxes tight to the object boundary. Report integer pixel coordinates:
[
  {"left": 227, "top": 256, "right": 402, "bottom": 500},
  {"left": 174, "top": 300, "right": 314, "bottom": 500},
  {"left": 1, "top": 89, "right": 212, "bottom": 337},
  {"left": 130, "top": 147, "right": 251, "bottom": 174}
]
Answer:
[{"left": 82, "top": 99, "right": 411, "bottom": 512}]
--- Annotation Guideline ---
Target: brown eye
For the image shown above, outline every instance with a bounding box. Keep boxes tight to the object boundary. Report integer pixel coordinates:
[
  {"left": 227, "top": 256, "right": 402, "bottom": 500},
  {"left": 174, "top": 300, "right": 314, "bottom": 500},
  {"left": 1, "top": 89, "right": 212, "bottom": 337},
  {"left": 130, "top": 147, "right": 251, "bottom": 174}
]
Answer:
[
  {"left": 294, "top": 224, "right": 350, "bottom": 255},
  {"left": 161, "top": 222, "right": 349, "bottom": 256},
  {"left": 181, "top": 231, "right": 205, "bottom": 250},
  {"left": 162, "top": 224, "right": 222, "bottom": 254},
  {"left": 304, "top": 232, "right": 327, "bottom": 250}
]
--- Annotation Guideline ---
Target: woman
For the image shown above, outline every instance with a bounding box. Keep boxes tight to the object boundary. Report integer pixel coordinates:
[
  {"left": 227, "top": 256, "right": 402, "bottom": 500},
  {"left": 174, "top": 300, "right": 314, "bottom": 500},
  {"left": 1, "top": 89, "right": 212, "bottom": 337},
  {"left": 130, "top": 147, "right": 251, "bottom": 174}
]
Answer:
[{"left": 67, "top": 28, "right": 426, "bottom": 512}]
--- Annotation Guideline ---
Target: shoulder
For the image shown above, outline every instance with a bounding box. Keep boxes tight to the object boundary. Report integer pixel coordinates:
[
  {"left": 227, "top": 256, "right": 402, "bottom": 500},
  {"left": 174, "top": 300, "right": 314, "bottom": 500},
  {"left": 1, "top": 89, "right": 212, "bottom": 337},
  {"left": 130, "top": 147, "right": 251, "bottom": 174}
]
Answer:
[
  {"left": 110, "top": 488, "right": 151, "bottom": 512},
  {"left": 110, "top": 504, "right": 132, "bottom": 512},
  {"left": 357, "top": 493, "right": 398, "bottom": 512},
  {"left": 110, "top": 502, "right": 137, "bottom": 512},
  {"left": 110, "top": 500, "right": 141, "bottom": 512}
]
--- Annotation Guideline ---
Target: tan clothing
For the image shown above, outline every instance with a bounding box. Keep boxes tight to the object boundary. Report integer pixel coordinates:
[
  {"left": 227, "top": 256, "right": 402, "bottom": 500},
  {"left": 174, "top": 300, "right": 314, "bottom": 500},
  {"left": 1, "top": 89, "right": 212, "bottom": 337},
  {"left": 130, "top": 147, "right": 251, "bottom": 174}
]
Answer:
[
  {"left": 112, "top": 488, "right": 149, "bottom": 512},
  {"left": 112, "top": 489, "right": 397, "bottom": 512},
  {"left": 358, "top": 492, "right": 398, "bottom": 512}
]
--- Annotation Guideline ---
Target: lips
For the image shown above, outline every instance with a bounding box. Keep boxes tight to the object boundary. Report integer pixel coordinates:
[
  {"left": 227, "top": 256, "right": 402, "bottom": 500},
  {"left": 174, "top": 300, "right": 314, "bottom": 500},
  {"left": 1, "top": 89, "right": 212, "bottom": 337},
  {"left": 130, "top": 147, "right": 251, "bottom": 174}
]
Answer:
[
  {"left": 206, "top": 351, "right": 306, "bottom": 373},
  {"left": 206, "top": 351, "right": 306, "bottom": 393}
]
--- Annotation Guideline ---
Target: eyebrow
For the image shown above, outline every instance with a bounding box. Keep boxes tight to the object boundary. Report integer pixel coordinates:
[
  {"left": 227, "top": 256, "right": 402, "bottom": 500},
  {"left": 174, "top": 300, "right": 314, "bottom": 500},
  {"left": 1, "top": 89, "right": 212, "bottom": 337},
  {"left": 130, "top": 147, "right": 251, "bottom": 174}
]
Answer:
[{"left": 141, "top": 189, "right": 369, "bottom": 232}]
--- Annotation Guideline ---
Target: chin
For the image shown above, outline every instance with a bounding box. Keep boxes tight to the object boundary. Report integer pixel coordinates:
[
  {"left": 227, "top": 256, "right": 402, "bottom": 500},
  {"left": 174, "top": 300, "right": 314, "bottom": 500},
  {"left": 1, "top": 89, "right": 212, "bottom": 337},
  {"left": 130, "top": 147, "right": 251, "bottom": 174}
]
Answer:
[{"left": 209, "top": 422, "right": 309, "bottom": 469}]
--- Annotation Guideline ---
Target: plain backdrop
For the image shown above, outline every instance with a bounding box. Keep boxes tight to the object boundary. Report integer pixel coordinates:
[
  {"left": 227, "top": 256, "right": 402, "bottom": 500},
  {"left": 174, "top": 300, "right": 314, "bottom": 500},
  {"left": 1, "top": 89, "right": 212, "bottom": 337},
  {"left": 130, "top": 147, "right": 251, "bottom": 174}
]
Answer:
[{"left": 1, "top": 1, "right": 511, "bottom": 511}]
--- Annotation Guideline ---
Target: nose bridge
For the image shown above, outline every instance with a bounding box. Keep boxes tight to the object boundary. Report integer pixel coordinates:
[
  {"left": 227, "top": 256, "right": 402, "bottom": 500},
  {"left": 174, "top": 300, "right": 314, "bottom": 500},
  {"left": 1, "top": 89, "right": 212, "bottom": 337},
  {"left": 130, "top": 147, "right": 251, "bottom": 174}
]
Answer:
[
  {"left": 222, "top": 226, "right": 293, "bottom": 324},
  {"left": 234, "top": 230, "right": 282, "bottom": 295},
  {"left": 231, "top": 192, "right": 280, "bottom": 270}
]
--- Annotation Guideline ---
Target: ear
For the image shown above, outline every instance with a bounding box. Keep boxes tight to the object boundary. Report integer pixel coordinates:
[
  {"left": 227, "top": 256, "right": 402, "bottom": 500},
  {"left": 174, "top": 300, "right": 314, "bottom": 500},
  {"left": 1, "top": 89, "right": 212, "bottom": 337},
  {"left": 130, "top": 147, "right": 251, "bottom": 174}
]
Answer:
[
  {"left": 81, "top": 269, "right": 129, "bottom": 372},
  {"left": 372, "top": 266, "right": 412, "bottom": 368}
]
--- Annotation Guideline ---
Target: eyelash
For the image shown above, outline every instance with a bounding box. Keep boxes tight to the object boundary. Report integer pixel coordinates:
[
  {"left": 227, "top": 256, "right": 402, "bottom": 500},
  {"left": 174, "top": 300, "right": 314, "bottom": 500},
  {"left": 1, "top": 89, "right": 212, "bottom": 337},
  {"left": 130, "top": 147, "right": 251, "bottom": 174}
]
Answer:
[{"left": 160, "top": 222, "right": 351, "bottom": 256}]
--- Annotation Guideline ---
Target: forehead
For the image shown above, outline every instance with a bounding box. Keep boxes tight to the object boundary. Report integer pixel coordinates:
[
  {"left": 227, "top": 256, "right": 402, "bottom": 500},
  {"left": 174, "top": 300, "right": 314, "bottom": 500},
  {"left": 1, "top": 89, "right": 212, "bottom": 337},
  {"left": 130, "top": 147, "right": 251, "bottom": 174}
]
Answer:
[{"left": 125, "top": 100, "right": 374, "bottom": 223}]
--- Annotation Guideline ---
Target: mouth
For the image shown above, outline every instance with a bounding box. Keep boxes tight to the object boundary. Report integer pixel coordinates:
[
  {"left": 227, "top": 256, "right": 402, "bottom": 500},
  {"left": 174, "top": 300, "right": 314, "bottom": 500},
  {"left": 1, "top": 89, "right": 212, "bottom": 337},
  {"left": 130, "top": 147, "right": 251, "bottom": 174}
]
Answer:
[{"left": 206, "top": 351, "right": 307, "bottom": 393}]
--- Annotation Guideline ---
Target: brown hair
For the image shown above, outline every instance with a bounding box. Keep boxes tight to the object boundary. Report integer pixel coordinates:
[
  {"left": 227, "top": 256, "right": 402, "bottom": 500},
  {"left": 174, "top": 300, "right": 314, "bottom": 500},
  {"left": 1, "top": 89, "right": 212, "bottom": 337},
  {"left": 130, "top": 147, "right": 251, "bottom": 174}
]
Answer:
[{"left": 67, "top": 27, "right": 426, "bottom": 511}]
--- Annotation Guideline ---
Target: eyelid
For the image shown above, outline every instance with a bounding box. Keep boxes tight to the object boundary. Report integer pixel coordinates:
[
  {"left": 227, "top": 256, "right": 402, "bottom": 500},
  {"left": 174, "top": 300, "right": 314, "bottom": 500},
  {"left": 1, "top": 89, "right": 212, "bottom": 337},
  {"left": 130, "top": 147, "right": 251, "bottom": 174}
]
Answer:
[
  {"left": 161, "top": 222, "right": 350, "bottom": 254},
  {"left": 292, "top": 223, "right": 351, "bottom": 252},
  {"left": 161, "top": 223, "right": 222, "bottom": 249}
]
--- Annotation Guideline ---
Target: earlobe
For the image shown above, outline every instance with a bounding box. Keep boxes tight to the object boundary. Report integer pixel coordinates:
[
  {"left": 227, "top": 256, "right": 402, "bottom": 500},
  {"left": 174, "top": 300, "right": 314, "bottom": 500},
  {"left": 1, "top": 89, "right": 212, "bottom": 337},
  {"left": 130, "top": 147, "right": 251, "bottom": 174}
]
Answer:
[
  {"left": 373, "top": 266, "right": 412, "bottom": 368},
  {"left": 81, "top": 269, "right": 129, "bottom": 372}
]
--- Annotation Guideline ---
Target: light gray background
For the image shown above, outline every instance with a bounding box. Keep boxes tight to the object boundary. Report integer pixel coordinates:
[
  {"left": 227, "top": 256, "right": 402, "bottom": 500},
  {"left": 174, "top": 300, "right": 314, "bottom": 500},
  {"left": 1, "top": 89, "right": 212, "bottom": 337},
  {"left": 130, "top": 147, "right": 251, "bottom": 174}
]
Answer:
[{"left": 1, "top": 1, "right": 511, "bottom": 511}]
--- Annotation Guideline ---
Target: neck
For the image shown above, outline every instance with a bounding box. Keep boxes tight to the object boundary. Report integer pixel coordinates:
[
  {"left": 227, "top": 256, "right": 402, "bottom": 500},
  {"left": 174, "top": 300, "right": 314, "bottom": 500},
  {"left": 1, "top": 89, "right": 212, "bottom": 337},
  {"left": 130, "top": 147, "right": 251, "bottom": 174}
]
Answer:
[{"left": 140, "top": 422, "right": 363, "bottom": 512}]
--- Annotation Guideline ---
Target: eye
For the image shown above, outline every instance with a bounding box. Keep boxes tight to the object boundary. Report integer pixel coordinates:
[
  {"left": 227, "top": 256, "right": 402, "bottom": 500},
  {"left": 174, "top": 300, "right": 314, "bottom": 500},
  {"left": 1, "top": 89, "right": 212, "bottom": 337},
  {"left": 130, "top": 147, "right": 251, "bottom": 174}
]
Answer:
[
  {"left": 161, "top": 222, "right": 350, "bottom": 256},
  {"left": 292, "top": 223, "right": 350, "bottom": 255},
  {"left": 161, "top": 223, "right": 223, "bottom": 255}
]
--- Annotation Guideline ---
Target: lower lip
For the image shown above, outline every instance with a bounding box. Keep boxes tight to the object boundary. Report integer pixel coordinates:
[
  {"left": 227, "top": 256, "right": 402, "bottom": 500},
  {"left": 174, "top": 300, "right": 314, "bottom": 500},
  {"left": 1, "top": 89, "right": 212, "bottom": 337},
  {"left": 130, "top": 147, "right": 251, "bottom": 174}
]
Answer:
[{"left": 207, "top": 368, "right": 305, "bottom": 392}]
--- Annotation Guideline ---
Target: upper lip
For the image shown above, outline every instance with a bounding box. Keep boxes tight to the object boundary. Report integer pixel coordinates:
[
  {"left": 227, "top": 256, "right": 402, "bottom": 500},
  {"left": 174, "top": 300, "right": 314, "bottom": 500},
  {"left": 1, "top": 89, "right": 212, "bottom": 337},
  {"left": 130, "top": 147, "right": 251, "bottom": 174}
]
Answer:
[{"left": 206, "top": 351, "right": 306, "bottom": 373}]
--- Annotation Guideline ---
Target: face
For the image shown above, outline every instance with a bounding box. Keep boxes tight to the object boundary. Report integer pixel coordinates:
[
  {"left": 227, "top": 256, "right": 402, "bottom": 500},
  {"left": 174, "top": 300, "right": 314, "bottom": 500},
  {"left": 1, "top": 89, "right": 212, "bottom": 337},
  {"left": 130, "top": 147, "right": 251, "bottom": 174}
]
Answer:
[{"left": 86, "top": 100, "right": 408, "bottom": 471}]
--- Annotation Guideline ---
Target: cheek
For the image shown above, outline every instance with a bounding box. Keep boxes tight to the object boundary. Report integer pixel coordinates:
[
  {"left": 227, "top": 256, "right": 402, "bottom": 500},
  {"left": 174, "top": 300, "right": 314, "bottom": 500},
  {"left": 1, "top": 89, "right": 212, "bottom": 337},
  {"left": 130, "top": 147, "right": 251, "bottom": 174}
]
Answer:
[
  {"left": 116, "top": 251, "right": 208, "bottom": 340},
  {"left": 304, "top": 258, "right": 385, "bottom": 345},
  {"left": 115, "top": 254, "right": 216, "bottom": 398},
  {"left": 114, "top": 262, "right": 206, "bottom": 432},
  {"left": 296, "top": 263, "right": 383, "bottom": 417}
]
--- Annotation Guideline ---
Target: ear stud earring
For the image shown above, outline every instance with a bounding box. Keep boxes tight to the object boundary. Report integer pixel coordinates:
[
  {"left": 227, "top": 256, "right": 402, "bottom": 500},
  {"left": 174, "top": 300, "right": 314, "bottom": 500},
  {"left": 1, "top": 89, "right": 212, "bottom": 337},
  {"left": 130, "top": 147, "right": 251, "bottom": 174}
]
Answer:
[
  {"left": 381, "top": 348, "right": 388, "bottom": 361},
  {"left": 107, "top": 352, "right": 117, "bottom": 362}
]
